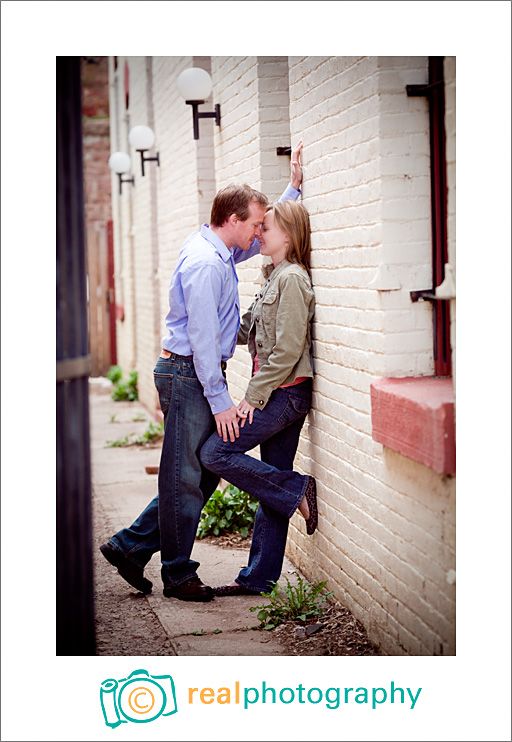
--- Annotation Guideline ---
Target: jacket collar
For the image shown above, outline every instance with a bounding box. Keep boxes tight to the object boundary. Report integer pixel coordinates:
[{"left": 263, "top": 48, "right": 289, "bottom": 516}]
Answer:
[{"left": 262, "top": 258, "right": 294, "bottom": 282}]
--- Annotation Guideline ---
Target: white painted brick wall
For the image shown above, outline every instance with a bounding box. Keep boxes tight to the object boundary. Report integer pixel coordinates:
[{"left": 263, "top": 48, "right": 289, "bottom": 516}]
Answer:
[
  {"left": 285, "top": 55, "right": 455, "bottom": 656},
  {"left": 211, "top": 56, "right": 293, "bottom": 403},
  {"left": 109, "top": 56, "right": 138, "bottom": 374},
  {"left": 127, "top": 56, "right": 158, "bottom": 410},
  {"left": 110, "top": 56, "right": 217, "bottom": 413}
]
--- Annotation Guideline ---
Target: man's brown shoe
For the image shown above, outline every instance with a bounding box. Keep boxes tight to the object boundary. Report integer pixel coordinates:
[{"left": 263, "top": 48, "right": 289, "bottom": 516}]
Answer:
[
  {"left": 163, "top": 576, "right": 214, "bottom": 602},
  {"left": 100, "top": 543, "right": 152, "bottom": 594}
]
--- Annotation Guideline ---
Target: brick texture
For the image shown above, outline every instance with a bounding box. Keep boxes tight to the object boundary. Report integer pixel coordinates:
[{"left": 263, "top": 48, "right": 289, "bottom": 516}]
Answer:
[{"left": 283, "top": 56, "right": 455, "bottom": 656}]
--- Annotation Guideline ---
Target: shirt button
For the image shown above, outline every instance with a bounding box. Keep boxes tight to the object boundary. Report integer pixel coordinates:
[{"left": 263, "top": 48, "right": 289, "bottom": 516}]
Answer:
[
  {"left": 257, "top": 342, "right": 262, "bottom": 347},
  {"left": 255, "top": 317, "right": 260, "bottom": 322},
  {"left": 259, "top": 400, "right": 264, "bottom": 405}
]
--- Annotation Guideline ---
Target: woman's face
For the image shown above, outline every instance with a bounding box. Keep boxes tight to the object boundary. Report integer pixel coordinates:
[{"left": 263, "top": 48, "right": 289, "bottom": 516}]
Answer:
[{"left": 259, "top": 211, "right": 288, "bottom": 265}]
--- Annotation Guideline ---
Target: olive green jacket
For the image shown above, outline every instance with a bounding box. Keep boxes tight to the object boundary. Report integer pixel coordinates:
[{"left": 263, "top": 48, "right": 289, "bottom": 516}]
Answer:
[{"left": 237, "top": 259, "right": 315, "bottom": 409}]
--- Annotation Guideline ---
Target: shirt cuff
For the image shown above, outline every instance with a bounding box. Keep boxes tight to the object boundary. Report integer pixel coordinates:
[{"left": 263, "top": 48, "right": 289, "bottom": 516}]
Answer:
[
  {"left": 278, "top": 184, "right": 301, "bottom": 202},
  {"left": 206, "top": 388, "right": 234, "bottom": 415}
]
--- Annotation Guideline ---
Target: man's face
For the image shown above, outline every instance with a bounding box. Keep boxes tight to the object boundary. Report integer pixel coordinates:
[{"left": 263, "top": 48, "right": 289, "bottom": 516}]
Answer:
[{"left": 232, "top": 202, "right": 266, "bottom": 251}]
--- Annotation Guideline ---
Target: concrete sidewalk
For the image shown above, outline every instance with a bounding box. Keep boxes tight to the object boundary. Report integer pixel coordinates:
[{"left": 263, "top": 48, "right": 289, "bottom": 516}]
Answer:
[{"left": 89, "top": 379, "right": 298, "bottom": 656}]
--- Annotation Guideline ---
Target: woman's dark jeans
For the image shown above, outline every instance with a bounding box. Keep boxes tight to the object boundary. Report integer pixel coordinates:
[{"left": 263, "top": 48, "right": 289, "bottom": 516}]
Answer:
[
  {"left": 109, "top": 354, "right": 219, "bottom": 588},
  {"left": 200, "top": 379, "right": 312, "bottom": 593}
]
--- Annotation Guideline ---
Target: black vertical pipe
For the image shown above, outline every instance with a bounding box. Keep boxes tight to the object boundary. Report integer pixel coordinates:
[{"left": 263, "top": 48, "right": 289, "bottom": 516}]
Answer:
[
  {"left": 406, "top": 58, "right": 452, "bottom": 376},
  {"left": 427, "top": 57, "right": 451, "bottom": 376},
  {"left": 56, "top": 56, "right": 95, "bottom": 655}
]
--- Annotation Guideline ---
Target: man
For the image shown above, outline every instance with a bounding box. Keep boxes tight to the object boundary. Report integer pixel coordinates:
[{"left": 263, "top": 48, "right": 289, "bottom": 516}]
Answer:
[{"left": 100, "top": 142, "right": 303, "bottom": 602}]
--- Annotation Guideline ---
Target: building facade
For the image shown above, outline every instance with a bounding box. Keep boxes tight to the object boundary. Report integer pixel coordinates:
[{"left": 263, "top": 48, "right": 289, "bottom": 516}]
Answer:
[{"left": 108, "top": 56, "right": 456, "bottom": 656}]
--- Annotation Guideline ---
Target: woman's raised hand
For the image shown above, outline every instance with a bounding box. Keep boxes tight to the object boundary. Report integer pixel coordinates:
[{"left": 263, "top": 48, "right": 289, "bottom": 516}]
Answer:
[{"left": 290, "top": 139, "right": 303, "bottom": 190}]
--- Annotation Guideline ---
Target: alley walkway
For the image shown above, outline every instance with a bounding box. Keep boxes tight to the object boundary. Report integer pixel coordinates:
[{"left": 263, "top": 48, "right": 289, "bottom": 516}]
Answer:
[{"left": 90, "top": 379, "right": 294, "bottom": 656}]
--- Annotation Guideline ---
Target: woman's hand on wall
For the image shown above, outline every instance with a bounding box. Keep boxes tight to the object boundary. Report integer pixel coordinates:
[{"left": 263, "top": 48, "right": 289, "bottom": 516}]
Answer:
[{"left": 290, "top": 139, "right": 303, "bottom": 190}]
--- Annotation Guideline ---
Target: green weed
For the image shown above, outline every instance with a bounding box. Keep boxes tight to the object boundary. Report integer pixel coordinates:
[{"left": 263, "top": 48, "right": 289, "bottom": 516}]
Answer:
[
  {"left": 107, "top": 366, "right": 138, "bottom": 402},
  {"left": 106, "top": 433, "right": 135, "bottom": 448},
  {"left": 196, "top": 484, "right": 258, "bottom": 539},
  {"left": 250, "top": 575, "right": 334, "bottom": 630},
  {"left": 105, "top": 421, "right": 164, "bottom": 448},
  {"left": 133, "top": 421, "right": 164, "bottom": 444},
  {"left": 106, "top": 365, "right": 123, "bottom": 384}
]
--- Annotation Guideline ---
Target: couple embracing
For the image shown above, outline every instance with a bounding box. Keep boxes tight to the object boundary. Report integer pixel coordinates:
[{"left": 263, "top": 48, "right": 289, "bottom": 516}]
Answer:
[{"left": 100, "top": 141, "right": 318, "bottom": 602}]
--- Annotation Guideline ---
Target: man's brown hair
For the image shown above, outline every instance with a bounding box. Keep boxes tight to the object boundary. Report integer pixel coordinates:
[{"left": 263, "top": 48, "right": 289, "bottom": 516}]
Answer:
[{"left": 210, "top": 184, "right": 268, "bottom": 227}]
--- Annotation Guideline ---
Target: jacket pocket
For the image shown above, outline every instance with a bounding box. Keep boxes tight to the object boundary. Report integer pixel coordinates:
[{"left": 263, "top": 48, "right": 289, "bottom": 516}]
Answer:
[{"left": 261, "top": 291, "right": 279, "bottom": 324}]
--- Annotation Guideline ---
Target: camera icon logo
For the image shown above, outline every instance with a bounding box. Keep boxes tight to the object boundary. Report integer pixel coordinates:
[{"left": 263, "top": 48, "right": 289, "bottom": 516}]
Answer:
[{"left": 100, "top": 669, "right": 177, "bottom": 728}]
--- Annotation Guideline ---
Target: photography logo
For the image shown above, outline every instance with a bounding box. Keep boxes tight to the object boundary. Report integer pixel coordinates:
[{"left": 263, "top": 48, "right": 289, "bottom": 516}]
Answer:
[{"left": 100, "top": 669, "right": 177, "bottom": 728}]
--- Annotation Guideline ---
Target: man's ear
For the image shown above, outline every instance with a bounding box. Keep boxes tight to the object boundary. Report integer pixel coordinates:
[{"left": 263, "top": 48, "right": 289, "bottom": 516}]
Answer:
[{"left": 227, "top": 213, "right": 238, "bottom": 227}]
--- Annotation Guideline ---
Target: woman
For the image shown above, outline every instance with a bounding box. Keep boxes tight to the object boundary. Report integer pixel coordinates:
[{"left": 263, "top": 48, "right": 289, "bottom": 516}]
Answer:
[{"left": 200, "top": 199, "right": 317, "bottom": 596}]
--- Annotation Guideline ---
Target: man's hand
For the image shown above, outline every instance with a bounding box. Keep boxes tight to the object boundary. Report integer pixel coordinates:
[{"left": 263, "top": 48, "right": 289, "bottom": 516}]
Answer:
[
  {"left": 290, "top": 139, "right": 303, "bottom": 190},
  {"left": 236, "top": 398, "right": 256, "bottom": 428},
  {"left": 214, "top": 405, "right": 240, "bottom": 442}
]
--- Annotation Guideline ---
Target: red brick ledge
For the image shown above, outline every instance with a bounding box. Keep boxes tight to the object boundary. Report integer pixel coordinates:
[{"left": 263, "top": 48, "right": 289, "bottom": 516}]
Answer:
[{"left": 370, "top": 377, "right": 455, "bottom": 474}]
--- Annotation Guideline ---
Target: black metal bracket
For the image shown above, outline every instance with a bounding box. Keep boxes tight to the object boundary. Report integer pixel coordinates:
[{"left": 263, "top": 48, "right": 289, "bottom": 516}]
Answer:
[
  {"left": 118, "top": 173, "right": 134, "bottom": 195},
  {"left": 410, "top": 289, "right": 449, "bottom": 303},
  {"left": 276, "top": 146, "right": 292, "bottom": 156},
  {"left": 406, "top": 80, "right": 444, "bottom": 97},
  {"left": 186, "top": 100, "right": 221, "bottom": 140},
  {"left": 136, "top": 149, "right": 160, "bottom": 177}
]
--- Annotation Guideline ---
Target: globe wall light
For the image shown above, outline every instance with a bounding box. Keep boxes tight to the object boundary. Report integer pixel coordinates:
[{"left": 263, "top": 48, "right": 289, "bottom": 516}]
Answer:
[
  {"left": 177, "top": 67, "right": 221, "bottom": 140},
  {"left": 108, "top": 151, "right": 134, "bottom": 194},
  {"left": 128, "top": 125, "right": 160, "bottom": 176}
]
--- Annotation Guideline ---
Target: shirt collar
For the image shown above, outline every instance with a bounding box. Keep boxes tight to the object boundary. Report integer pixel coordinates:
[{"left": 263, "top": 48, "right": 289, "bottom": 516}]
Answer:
[{"left": 200, "top": 224, "right": 232, "bottom": 263}]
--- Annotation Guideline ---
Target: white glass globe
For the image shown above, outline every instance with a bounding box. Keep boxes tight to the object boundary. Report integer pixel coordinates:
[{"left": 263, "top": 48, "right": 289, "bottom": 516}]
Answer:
[
  {"left": 108, "top": 151, "right": 131, "bottom": 174},
  {"left": 177, "top": 67, "right": 212, "bottom": 101},
  {"left": 129, "top": 125, "right": 155, "bottom": 150}
]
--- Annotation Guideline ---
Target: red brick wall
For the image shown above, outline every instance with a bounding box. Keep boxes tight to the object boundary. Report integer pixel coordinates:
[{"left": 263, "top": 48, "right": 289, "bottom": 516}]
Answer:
[{"left": 81, "top": 57, "right": 111, "bottom": 224}]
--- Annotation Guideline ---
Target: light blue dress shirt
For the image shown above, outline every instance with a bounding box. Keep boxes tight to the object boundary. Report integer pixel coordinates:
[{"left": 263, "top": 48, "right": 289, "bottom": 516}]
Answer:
[{"left": 162, "top": 185, "right": 300, "bottom": 414}]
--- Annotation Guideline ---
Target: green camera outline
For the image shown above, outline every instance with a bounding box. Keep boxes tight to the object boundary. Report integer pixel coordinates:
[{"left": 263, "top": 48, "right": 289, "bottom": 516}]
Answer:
[{"left": 100, "top": 669, "right": 178, "bottom": 728}]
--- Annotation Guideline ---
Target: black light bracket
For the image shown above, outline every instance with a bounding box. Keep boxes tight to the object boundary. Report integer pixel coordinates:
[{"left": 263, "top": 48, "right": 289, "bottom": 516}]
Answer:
[
  {"left": 276, "top": 146, "right": 292, "bottom": 156},
  {"left": 406, "top": 80, "right": 444, "bottom": 97},
  {"left": 410, "top": 289, "right": 449, "bottom": 303},
  {"left": 186, "top": 100, "right": 221, "bottom": 140},
  {"left": 136, "top": 149, "right": 160, "bottom": 177},
  {"left": 118, "top": 173, "right": 134, "bottom": 195}
]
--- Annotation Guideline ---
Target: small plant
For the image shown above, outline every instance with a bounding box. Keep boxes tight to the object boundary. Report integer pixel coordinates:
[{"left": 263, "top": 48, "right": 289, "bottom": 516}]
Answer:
[
  {"left": 107, "top": 365, "right": 123, "bottom": 384},
  {"left": 107, "top": 366, "right": 139, "bottom": 402},
  {"left": 134, "top": 421, "right": 164, "bottom": 445},
  {"left": 250, "top": 575, "right": 334, "bottom": 630},
  {"left": 105, "top": 421, "right": 164, "bottom": 448},
  {"left": 132, "top": 413, "right": 146, "bottom": 422},
  {"left": 111, "top": 371, "right": 138, "bottom": 401},
  {"left": 109, "top": 414, "right": 119, "bottom": 423},
  {"left": 106, "top": 433, "right": 135, "bottom": 448},
  {"left": 196, "top": 484, "right": 258, "bottom": 539}
]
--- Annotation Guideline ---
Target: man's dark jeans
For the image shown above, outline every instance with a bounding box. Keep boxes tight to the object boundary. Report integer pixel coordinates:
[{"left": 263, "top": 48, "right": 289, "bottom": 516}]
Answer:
[
  {"left": 109, "top": 354, "right": 218, "bottom": 588},
  {"left": 200, "top": 379, "right": 312, "bottom": 592}
]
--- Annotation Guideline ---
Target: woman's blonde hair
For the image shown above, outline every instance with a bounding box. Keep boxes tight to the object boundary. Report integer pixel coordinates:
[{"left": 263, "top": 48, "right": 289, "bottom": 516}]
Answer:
[{"left": 268, "top": 200, "right": 312, "bottom": 275}]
